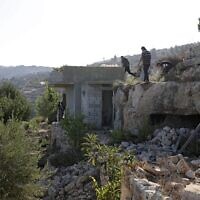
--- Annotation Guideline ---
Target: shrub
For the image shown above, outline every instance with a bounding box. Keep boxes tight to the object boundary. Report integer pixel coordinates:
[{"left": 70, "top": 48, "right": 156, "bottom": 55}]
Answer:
[
  {"left": 0, "top": 82, "right": 31, "bottom": 123},
  {"left": 0, "top": 120, "right": 40, "bottom": 200},
  {"left": 110, "top": 129, "right": 126, "bottom": 144},
  {"left": 138, "top": 117, "right": 154, "bottom": 142},
  {"left": 91, "top": 177, "right": 120, "bottom": 200},
  {"left": 61, "top": 115, "right": 88, "bottom": 150},
  {"left": 35, "top": 84, "right": 60, "bottom": 123},
  {"left": 82, "top": 134, "right": 135, "bottom": 200}
]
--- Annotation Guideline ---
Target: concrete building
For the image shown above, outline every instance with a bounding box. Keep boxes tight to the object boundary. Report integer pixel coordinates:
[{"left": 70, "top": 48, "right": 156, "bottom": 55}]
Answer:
[{"left": 49, "top": 66, "right": 124, "bottom": 128}]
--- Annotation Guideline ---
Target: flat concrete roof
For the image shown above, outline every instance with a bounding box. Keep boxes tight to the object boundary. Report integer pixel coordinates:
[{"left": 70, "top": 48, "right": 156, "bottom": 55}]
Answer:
[{"left": 49, "top": 66, "right": 124, "bottom": 85}]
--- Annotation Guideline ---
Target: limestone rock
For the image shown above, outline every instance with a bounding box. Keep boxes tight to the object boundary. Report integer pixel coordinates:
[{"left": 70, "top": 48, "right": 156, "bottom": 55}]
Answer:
[
  {"left": 129, "top": 178, "right": 163, "bottom": 200},
  {"left": 143, "top": 162, "right": 168, "bottom": 176},
  {"left": 167, "top": 155, "right": 180, "bottom": 164},
  {"left": 164, "top": 182, "right": 185, "bottom": 198},
  {"left": 114, "top": 81, "right": 200, "bottom": 130},
  {"left": 185, "top": 169, "right": 196, "bottom": 179},
  {"left": 176, "top": 159, "right": 190, "bottom": 174},
  {"left": 181, "top": 183, "right": 200, "bottom": 200},
  {"left": 195, "top": 168, "right": 200, "bottom": 177},
  {"left": 191, "top": 159, "right": 200, "bottom": 168}
]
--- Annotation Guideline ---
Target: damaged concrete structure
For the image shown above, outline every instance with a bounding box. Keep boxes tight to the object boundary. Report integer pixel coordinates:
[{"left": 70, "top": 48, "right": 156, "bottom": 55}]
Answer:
[{"left": 49, "top": 66, "right": 124, "bottom": 128}]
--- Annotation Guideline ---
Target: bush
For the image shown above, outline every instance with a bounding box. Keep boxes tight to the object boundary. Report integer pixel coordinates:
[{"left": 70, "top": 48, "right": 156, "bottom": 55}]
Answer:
[
  {"left": 82, "top": 134, "right": 135, "bottom": 200},
  {"left": 0, "top": 120, "right": 40, "bottom": 200},
  {"left": 138, "top": 117, "right": 154, "bottom": 142},
  {"left": 0, "top": 82, "right": 31, "bottom": 123},
  {"left": 110, "top": 129, "right": 126, "bottom": 144},
  {"left": 61, "top": 115, "right": 88, "bottom": 150},
  {"left": 35, "top": 84, "right": 60, "bottom": 123}
]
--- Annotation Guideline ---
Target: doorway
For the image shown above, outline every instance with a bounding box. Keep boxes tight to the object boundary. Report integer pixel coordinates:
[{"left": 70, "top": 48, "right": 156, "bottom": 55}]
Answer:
[{"left": 102, "top": 90, "right": 113, "bottom": 127}]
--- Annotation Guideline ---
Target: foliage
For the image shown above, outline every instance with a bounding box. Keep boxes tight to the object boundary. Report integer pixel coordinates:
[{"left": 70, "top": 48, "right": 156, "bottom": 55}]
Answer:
[
  {"left": 125, "top": 76, "right": 141, "bottom": 85},
  {"left": 29, "top": 116, "right": 46, "bottom": 132},
  {"left": 0, "top": 120, "right": 41, "bottom": 200},
  {"left": 61, "top": 115, "right": 88, "bottom": 150},
  {"left": 82, "top": 134, "right": 135, "bottom": 200},
  {"left": 35, "top": 84, "right": 60, "bottom": 123},
  {"left": 0, "top": 82, "right": 31, "bottom": 123},
  {"left": 110, "top": 129, "right": 136, "bottom": 145},
  {"left": 91, "top": 177, "right": 120, "bottom": 200},
  {"left": 110, "top": 129, "right": 126, "bottom": 144},
  {"left": 138, "top": 117, "right": 154, "bottom": 142}
]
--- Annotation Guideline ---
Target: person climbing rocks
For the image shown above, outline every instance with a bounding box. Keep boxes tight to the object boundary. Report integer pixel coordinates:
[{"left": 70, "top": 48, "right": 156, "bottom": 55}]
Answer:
[
  {"left": 138, "top": 46, "right": 151, "bottom": 82},
  {"left": 121, "top": 56, "right": 136, "bottom": 76}
]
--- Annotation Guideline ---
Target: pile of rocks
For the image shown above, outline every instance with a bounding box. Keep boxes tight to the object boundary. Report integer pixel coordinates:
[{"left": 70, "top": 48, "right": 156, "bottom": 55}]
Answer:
[
  {"left": 42, "top": 123, "right": 199, "bottom": 200},
  {"left": 120, "top": 126, "right": 200, "bottom": 199},
  {"left": 42, "top": 162, "right": 98, "bottom": 200},
  {"left": 121, "top": 155, "right": 200, "bottom": 200},
  {"left": 119, "top": 126, "right": 196, "bottom": 162}
]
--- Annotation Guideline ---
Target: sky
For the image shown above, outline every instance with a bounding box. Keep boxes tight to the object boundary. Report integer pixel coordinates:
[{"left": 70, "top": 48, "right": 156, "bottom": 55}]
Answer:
[{"left": 0, "top": 0, "right": 199, "bottom": 67}]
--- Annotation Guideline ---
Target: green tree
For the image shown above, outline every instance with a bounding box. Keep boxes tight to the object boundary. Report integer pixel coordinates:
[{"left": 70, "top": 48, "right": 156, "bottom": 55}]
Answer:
[
  {"left": 35, "top": 84, "right": 60, "bottom": 122},
  {"left": 0, "top": 82, "right": 31, "bottom": 123},
  {"left": 0, "top": 120, "right": 40, "bottom": 200}
]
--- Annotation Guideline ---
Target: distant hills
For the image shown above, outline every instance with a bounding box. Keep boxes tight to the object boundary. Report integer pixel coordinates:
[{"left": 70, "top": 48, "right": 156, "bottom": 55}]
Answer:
[
  {"left": 0, "top": 65, "right": 53, "bottom": 80},
  {"left": 0, "top": 66, "right": 53, "bottom": 112},
  {"left": 89, "top": 42, "right": 200, "bottom": 68}
]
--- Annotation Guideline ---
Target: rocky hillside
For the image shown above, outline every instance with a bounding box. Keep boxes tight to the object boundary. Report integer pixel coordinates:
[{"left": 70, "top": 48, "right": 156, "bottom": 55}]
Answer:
[
  {"left": 10, "top": 72, "right": 50, "bottom": 105},
  {"left": 89, "top": 42, "right": 200, "bottom": 69}
]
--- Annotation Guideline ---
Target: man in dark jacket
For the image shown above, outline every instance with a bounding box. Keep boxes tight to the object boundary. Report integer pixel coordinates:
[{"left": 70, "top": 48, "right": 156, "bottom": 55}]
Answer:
[
  {"left": 121, "top": 56, "right": 136, "bottom": 76},
  {"left": 138, "top": 46, "right": 151, "bottom": 82}
]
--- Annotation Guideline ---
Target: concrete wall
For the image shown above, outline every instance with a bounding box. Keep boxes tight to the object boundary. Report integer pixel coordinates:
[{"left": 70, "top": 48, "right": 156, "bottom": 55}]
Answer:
[
  {"left": 81, "top": 84, "right": 102, "bottom": 128},
  {"left": 55, "top": 84, "right": 103, "bottom": 128},
  {"left": 65, "top": 86, "right": 74, "bottom": 116},
  {"left": 62, "top": 66, "right": 124, "bottom": 83}
]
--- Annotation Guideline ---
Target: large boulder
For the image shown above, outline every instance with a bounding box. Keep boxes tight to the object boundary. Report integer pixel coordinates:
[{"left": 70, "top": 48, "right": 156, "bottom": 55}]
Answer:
[{"left": 114, "top": 81, "right": 200, "bottom": 131}]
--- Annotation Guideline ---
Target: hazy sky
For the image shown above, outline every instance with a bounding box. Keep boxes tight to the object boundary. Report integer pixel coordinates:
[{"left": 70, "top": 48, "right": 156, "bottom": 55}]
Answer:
[{"left": 0, "top": 0, "right": 199, "bottom": 67}]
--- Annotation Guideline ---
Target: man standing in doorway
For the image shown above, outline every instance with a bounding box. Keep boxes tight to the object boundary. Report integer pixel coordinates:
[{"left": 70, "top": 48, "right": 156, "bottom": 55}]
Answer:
[
  {"left": 121, "top": 56, "right": 136, "bottom": 76},
  {"left": 138, "top": 46, "right": 151, "bottom": 82}
]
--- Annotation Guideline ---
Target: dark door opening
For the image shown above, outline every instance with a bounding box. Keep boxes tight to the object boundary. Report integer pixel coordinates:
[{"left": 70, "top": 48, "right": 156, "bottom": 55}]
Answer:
[{"left": 102, "top": 90, "right": 113, "bottom": 127}]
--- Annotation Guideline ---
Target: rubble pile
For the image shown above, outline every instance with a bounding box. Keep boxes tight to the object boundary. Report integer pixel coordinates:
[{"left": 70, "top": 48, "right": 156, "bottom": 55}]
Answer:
[
  {"left": 119, "top": 126, "right": 196, "bottom": 162},
  {"left": 120, "top": 126, "right": 200, "bottom": 200},
  {"left": 41, "top": 162, "right": 98, "bottom": 200},
  {"left": 121, "top": 155, "right": 200, "bottom": 200},
  {"left": 41, "top": 124, "right": 199, "bottom": 200}
]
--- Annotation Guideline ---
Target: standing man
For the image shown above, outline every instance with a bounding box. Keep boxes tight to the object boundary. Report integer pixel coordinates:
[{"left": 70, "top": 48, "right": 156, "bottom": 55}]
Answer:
[
  {"left": 138, "top": 46, "right": 151, "bottom": 82},
  {"left": 121, "top": 56, "right": 136, "bottom": 76}
]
